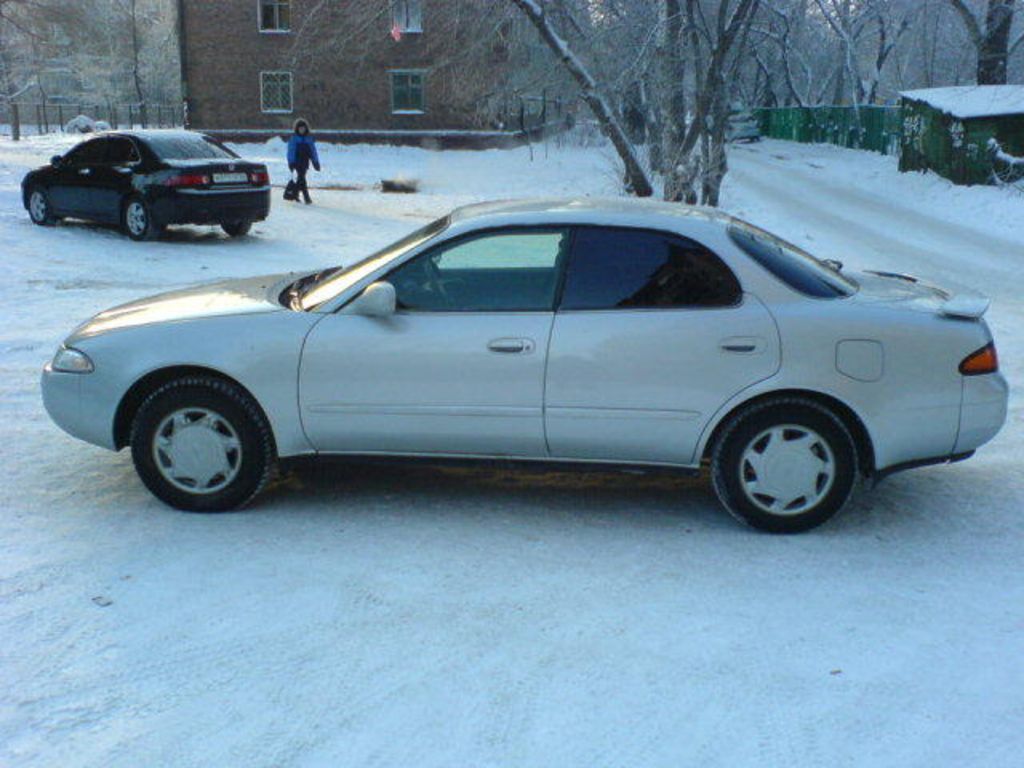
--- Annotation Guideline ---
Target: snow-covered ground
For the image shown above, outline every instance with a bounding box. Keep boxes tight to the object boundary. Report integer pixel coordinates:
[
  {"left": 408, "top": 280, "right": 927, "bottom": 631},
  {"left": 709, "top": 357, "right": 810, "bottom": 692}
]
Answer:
[{"left": 1, "top": 135, "right": 1022, "bottom": 767}]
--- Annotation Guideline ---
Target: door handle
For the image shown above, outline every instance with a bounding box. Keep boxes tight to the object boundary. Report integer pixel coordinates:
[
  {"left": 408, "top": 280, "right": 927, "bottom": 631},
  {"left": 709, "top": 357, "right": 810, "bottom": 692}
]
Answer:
[
  {"left": 78, "top": 168, "right": 92, "bottom": 176},
  {"left": 719, "top": 336, "right": 764, "bottom": 354},
  {"left": 488, "top": 338, "right": 534, "bottom": 354}
]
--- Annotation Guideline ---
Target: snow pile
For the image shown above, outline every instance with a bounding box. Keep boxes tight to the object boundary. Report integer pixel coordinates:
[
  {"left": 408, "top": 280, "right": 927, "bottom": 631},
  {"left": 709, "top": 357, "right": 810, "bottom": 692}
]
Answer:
[{"left": 901, "top": 86, "right": 1024, "bottom": 119}]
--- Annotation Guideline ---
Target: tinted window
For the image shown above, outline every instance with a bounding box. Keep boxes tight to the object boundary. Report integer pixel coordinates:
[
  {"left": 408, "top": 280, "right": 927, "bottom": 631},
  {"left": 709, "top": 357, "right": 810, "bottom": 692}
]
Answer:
[
  {"left": 728, "top": 224, "right": 856, "bottom": 298},
  {"left": 65, "top": 139, "right": 107, "bottom": 165},
  {"left": 144, "top": 134, "right": 237, "bottom": 161},
  {"left": 388, "top": 229, "right": 569, "bottom": 312},
  {"left": 560, "top": 227, "right": 742, "bottom": 310},
  {"left": 107, "top": 137, "right": 140, "bottom": 164}
]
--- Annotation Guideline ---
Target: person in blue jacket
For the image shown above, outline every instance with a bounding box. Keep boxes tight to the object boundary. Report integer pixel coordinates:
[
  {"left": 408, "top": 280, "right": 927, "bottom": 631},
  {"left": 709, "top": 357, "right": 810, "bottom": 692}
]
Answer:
[{"left": 287, "top": 118, "right": 320, "bottom": 204}]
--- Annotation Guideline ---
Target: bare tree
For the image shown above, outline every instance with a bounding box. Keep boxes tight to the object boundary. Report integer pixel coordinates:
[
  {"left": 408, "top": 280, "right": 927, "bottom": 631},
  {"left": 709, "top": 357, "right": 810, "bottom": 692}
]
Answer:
[{"left": 947, "top": 0, "right": 1018, "bottom": 83}]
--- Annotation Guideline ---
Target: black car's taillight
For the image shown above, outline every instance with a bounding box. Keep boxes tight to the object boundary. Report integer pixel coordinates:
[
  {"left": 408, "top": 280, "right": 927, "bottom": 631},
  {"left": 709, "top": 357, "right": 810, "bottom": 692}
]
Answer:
[
  {"left": 249, "top": 170, "right": 270, "bottom": 185},
  {"left": 165, "top": 173, "right": 211, "bottom": 188}
]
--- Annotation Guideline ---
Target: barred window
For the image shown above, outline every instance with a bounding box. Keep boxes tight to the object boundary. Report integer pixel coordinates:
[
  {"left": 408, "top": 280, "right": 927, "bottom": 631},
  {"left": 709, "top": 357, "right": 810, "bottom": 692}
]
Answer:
[
  {"left": 391, "top": 71, "right": 425, "bottom": 113},
  {"left": 261, "top": 71, "right": 293, "bottom": 113},
  {"left": 260, "top": 0, "right": 291, "bottom": 32},
  {"left": 392, "top": 0, "right": 423, "bottom": 33}
]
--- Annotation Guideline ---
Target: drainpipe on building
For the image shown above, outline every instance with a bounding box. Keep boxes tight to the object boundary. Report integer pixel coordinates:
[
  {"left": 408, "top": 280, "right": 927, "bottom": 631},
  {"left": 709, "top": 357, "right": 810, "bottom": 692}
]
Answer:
[{"left": 176, "top": 0, "right": 190, "bottom": 129}]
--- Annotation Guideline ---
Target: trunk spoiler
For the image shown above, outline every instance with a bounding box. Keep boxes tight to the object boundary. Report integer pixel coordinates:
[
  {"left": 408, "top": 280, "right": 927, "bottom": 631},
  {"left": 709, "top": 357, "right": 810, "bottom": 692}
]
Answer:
[{"left": 863, "top": 270, "right": 990, "bottom": 320}]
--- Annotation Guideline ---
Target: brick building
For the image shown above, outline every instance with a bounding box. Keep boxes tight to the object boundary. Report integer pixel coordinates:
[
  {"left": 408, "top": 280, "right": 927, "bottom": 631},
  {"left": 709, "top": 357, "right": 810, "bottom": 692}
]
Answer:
[{"left": 177, "top": 0, "right": 531, "bottom": 137}]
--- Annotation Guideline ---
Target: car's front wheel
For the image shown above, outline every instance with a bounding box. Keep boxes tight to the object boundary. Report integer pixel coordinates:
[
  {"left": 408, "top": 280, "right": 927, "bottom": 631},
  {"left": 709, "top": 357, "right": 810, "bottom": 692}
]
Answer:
[
  {"left": 130, "top": 377, "right": 275, "bottom": 511},
  {"left": 221, "top": 221, "right": 252, "bottom": 238},
  {"left": 28, "top": 187, "right": 58, "bottom": 226},
  {"left": 123, "top": 195, "right": 164, "bottom": 241},
  {"left": 711, "top": 398, "right": 858, "bottom": 533}
]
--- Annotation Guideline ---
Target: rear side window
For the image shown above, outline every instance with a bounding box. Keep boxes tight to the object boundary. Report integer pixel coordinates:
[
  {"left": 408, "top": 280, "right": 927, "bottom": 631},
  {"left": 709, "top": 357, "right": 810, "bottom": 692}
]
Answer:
[
  {"left": 107, "top": 137, "right": 140, "bottom": 164},
  {"left": 728, "top": 224, "right": 856, "bottom": 298},
  {"left": 560, "top": 227, "right": 742, "bottom": 310}
]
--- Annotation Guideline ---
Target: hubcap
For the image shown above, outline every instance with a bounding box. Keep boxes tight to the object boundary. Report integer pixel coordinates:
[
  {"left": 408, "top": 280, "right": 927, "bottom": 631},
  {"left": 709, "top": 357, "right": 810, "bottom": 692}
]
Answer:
[
  {"left": 30, "top": 191, "right": 47, "bottom": 222},
  {"left": 739, "top": 425, "right": 835, "bottom": 516},
  {"left": 127, "top": 202, "right": 147, "bottom": 235},
  {"left": 152, "top": 408, "right": 242, "bottom": 494}
]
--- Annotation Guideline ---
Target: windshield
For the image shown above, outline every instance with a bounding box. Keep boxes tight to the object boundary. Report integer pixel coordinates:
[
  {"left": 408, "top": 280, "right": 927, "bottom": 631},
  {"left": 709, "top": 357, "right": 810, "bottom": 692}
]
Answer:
[
  {"left": 727, "top": 222, "right": 857, "bottom": 298},
  {"left": 299, "top": 216, "right": 451, "bottom": 310},
  {"left": 145, "top": 134, "right": 238, "bottom": 161}
]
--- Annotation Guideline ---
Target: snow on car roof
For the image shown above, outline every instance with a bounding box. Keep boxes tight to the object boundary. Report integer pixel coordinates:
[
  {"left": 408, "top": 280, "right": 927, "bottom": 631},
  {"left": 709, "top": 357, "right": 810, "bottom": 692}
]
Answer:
[{"left": 900, "top": 86, "right": 1024, "bottom": 119}]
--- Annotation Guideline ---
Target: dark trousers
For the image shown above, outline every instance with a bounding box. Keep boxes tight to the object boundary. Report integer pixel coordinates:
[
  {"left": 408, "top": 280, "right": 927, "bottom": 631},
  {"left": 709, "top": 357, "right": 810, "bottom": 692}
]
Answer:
[{"left": 295, "top": 167, "right": 311, "bottom": 202}]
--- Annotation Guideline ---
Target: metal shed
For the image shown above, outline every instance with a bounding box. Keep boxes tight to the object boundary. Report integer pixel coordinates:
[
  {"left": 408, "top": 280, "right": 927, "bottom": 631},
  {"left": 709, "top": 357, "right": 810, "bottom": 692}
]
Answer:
[{"left": 899, "top": 86, "right": 1024, "bottom": 186}]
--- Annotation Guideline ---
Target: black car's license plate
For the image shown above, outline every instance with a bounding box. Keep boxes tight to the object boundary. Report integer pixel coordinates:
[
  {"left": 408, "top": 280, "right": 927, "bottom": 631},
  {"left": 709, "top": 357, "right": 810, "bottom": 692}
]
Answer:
[{"left": 213, "top": 172, "right": 248, "bottom": 184}]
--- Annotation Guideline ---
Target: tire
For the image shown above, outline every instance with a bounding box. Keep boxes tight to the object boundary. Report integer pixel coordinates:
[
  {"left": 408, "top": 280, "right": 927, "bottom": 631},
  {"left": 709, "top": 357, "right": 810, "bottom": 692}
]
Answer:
[
  {"left": 122, "top": 195, "right": 163, "bottom": 241},
  {"left": 27, "top": 187, "right": 58, "bottom": 226},
  {"left": 130, "top": 377, "right": 276, "bottom": 512},
  {"left": 221, "top": 221, "right": 252, "bottom": 237},
  {"left": 711, "top": 398, "right": 858, "bottom": 533}
]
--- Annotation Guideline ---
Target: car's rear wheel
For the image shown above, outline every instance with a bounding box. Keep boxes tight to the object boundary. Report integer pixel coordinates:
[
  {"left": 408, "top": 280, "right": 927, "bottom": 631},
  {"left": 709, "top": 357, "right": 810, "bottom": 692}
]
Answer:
[
  {"left": 123, "top": 195, "right": 163, "bottom": 241},
  {"left": 221, "top": 221, "right": 252, "bottom": 238},
  {"left": 130, "top": 377, "right": 275, "bottom": 511},
  {"left": 711, "top": 398, "right": 858, "bottom": 533},
  {"left": 28, "top": 187, "right": 57, "bottom": 226}
]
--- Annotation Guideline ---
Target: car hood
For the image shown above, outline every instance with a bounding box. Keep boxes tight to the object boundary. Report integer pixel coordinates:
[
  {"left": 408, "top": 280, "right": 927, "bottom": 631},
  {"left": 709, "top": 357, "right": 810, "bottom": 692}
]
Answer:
[
  {"left": 848, "top": 270, "right": 990, "bottom": 319},
  {"left": 68, "top": 273, "right": 296, "bottom": 341}
]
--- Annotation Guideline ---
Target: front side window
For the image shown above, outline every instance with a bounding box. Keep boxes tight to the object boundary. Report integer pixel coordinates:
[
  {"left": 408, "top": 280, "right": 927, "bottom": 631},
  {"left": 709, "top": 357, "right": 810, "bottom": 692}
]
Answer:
[
  {"left": 259, "top": 0, "right": 290, "bottom": 32},
  {"left": 387, "top": 229, "right": 569, "bottom": 312},
  {"left": 727, "top": 223, "right": 856, "bottom": 298},
  {"left": 65, "top": 139, "right": 107, "bottom": 166},
  {"left": 261, "top": 71, "right": 293, "bottom": 113},
  {"left": 391, "top": 71, "right": 425, "bottom": 113},
  {"left": 561, "top": 227, "right": 742, "bottom": 310},
  {"left": 392, "top": 0, "right": 423, "bottom": 33}
]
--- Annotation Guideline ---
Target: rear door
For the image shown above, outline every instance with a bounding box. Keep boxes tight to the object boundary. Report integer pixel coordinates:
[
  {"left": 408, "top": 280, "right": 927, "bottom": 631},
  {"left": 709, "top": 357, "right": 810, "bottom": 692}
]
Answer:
[
  {"left": 544, "top": 226, "right": 781, "bottom": 465},
  {"left": 85, "top": 136, "right": 141, "bottom": 223}
]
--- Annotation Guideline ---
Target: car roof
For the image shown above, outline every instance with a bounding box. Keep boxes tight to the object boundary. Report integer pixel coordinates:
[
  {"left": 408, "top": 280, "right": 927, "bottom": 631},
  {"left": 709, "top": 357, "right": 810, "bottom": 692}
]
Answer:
[
  {"left": 85, "top": 129, "right": 212, "bottom": 143},
  {"left": 447, "top": 197, "right": 741, "bottom": 232}
]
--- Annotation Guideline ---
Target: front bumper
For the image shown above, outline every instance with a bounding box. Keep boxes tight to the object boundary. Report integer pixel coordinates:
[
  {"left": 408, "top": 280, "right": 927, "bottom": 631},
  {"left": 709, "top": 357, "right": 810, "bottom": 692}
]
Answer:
[
  {"left": 151, "top": 187, "right": 271, "bottom": 226},
  {"left": 41, "top": 364, "right": 118, "bottom": 450},
  {"left": 955, "top": 372, "right": 1009, "bottom": 454}
]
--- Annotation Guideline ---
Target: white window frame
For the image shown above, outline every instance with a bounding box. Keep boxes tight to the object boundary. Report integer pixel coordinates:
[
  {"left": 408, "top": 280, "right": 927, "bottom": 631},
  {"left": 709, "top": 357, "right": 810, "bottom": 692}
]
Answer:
[
  {"left": 260, "top": 71, "right": 294, "bottom": 114},
  {"left": 258, "top": 0, "right": 291, "bottom": 34},
  {"left": 390, "top": 69, "right": 426, "bottom": 115},
  {"left": 392, "top": 0, "right": 423, "bottom": 34}
]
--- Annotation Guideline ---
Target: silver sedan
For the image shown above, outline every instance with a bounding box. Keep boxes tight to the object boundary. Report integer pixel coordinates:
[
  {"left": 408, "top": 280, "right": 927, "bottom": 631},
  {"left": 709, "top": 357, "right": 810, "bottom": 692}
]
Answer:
[{"left": 41, "top": 199, "right": 1008, "bottom": 532}]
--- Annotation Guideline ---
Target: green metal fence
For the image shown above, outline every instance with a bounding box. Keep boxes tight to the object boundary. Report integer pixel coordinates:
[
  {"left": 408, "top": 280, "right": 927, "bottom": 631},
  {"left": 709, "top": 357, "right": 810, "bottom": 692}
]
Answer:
[{"left": 755, "top": 106, "right": 902, "bottom": 156}]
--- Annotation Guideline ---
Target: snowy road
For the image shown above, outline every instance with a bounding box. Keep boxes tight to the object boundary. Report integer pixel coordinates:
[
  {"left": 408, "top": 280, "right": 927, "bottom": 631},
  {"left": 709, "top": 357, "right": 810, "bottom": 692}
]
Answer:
[{"left": 1, "top": 137, "right": 1022, "bottom": 767}]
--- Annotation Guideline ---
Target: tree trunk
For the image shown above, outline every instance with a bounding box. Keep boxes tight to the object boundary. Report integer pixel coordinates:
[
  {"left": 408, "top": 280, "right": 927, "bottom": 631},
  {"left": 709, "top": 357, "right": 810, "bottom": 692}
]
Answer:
[
  {"left": 978, "top": 0, "right": 1015, "bottom": 84},
  {"left": 508, "top": 0, "right": 654, "bottom": 197}
]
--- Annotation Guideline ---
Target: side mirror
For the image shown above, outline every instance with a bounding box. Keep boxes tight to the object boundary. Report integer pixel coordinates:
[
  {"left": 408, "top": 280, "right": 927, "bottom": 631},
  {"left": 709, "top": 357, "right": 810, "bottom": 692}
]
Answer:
[
  {"left": 350, "top": 281, "right": 396, "bottom": 317},
  {"left": 50, "top": 155, "right": 63, "bottom": 168}
]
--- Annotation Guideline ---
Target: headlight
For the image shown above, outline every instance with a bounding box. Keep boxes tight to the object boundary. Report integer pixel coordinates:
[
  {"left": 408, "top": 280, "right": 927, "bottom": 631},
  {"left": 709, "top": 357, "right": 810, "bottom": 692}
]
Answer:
[{"left": 51, "top": 347, "right": 94, "bottom": 374}]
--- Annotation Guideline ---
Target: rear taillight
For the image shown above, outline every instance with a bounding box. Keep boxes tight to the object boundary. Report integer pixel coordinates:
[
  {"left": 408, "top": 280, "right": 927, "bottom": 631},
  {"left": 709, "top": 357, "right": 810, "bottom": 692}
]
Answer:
[
  {"left": 250, "top": 170, "right": 269, "bottom": 185},
  {"left": 959, "top": 342, "right": 999, "bottom": 376},
  {"left": 165, "top": 173, "right": 210, "bottom": 187}
]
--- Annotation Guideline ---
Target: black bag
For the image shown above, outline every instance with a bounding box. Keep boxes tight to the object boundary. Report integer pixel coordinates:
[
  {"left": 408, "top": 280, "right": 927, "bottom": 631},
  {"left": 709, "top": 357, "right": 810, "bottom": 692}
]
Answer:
[{"left": 283, "top": 179, "right": 298, "bottom": 201}]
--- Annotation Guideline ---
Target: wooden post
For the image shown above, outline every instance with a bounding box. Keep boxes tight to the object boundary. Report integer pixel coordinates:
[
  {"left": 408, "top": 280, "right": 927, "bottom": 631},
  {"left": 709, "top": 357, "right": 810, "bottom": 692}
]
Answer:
[
  {"left": 58, "top": 105, "right": 65, "bottom": 130},
  {"left": 36, "top": 104, "right": 43, "bottom": 134},
  {"left": 11, "top": 103, "right": 20, "bottom": 141}
]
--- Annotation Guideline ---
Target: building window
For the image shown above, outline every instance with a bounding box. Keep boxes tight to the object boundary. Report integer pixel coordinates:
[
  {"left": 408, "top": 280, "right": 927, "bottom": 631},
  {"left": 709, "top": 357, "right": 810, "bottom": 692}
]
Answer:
[
  {"left": 261, "top": 71, "right": 293, "bottom": 113},
  {"left": 391, "top": 71, "right": 425, "bottom": 113},
  {"left": 259, "top": 0, "right": 291, "bottom": 33},
  {"left": 392, "top": 1, "right": 423, "bottom": 34}
]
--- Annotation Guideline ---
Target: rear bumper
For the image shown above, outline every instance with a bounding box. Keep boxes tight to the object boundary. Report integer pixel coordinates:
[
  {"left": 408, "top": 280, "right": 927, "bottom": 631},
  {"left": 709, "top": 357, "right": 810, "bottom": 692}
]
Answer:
[
  {"left": 151, "top": 187, "right": 271, "bottom": 226},
  {"left": 955, "top": 372, "right": 1009, "bottom": 454}
]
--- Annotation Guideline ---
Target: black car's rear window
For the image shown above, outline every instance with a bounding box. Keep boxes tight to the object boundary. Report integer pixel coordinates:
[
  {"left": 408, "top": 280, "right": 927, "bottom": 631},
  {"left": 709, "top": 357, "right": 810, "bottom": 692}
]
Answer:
[
  {"left": 728, "top": 223, "right": 856, "bottom": 298},
  {"left": 144, "top": 135, "right": 238, "bottom": 161}
]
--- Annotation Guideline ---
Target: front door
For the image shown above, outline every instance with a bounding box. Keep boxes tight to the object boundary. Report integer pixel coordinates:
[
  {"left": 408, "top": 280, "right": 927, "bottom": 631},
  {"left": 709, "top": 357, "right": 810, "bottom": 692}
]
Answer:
[
  {"left": 48, "top": 138, "right": 107, "bottom": 216},
  {"left": 299, "top": 227, "right": 571, "bottom": 457},
  {"left": 544, "top": 226, "right": 781, "bottom": 465}
]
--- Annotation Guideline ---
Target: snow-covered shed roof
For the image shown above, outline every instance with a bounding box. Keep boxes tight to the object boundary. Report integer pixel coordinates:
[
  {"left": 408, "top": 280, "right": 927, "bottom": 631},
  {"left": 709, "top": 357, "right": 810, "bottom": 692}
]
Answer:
[{"left": 900, "top": 86, "right": 1024, "bottom": 120}]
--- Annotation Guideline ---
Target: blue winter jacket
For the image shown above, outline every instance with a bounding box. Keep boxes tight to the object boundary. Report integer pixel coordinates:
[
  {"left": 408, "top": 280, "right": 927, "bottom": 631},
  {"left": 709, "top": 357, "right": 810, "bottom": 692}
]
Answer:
[{"left": 287, "top": 134, "right": 321, "bottom": 172}]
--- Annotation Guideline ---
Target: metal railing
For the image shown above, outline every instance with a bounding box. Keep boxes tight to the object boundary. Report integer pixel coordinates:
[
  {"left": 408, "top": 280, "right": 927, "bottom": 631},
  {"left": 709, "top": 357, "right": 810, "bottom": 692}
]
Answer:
[{"left": 1, "top": 101, "right": 184, "bottom": 140}]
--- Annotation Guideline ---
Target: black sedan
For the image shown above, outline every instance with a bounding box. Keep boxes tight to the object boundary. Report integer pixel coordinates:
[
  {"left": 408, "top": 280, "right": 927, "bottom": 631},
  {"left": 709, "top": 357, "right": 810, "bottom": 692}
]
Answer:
[{"left": 21, "top": 130, "right": 271, "bottom": 240}]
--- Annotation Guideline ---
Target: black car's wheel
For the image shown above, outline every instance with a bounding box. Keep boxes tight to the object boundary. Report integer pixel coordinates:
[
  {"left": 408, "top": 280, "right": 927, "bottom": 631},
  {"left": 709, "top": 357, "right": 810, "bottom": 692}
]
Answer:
[
  {"left": 130, "top": 377, "right": 276, "bottom": 512},
  {"left": 711, "top": 398, "right": 858, "bottom": 533},
  {"left": 221, "top": 221, "right": 252, "bottom": 238},
  {"left": 27, "top": 187, "right": 58, "bottom": 226},
  {"left": 122, "top": 195, "right": 163, "bottom": 241}
]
